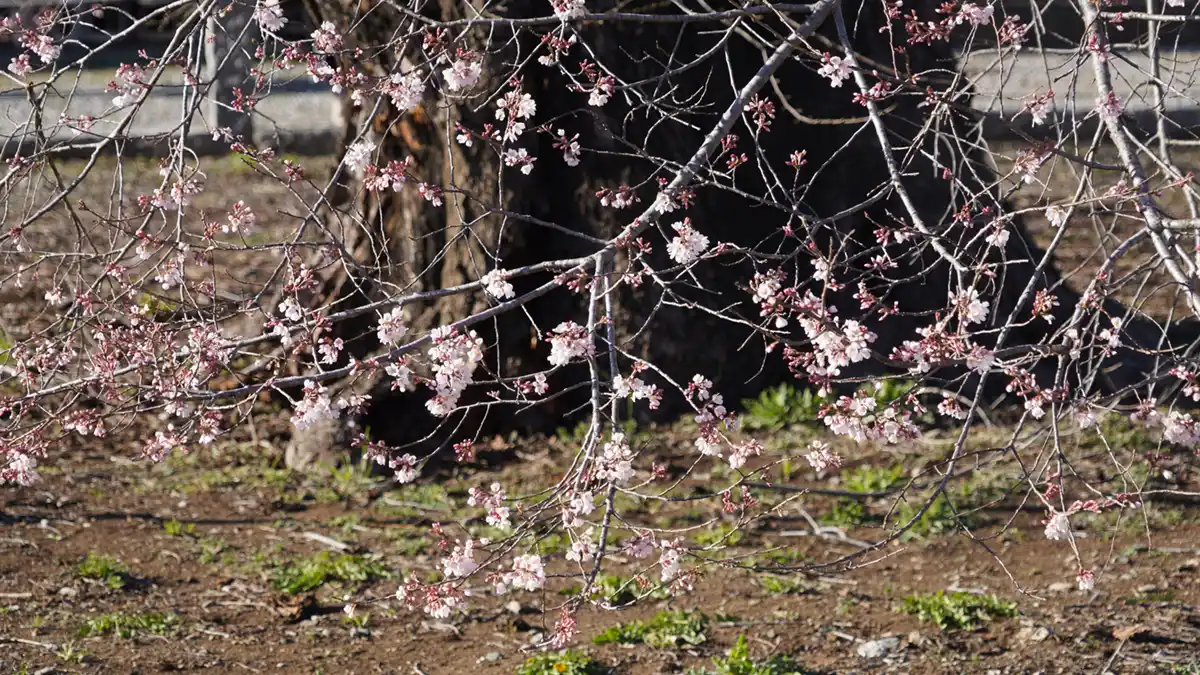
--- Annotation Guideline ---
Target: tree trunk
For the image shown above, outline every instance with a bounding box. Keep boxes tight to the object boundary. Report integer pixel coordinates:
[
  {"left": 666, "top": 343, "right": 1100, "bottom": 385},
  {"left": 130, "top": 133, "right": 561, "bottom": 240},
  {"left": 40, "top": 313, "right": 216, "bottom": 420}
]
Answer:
[{"left": 284, "top": 0, "right": 1195, "bottom": 469}]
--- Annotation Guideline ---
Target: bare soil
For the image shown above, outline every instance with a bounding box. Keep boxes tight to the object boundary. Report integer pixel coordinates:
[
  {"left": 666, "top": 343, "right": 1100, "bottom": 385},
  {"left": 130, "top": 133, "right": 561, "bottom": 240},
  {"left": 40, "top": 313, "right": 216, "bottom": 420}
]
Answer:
[
  {"left": 2, "top": 415, "right": 1199, "bottom": 674},
  {"left": 2, "top": 146, "right": 1200, "bottom": 675}
]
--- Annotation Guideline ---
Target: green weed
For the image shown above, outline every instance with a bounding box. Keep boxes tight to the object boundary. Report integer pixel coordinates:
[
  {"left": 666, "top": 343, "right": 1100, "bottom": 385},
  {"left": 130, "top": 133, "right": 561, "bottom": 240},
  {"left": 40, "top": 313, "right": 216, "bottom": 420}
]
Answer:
[
  {"left": 742, "top": 381, "right": 923, "bottom": 432},
  {"left": 77, "top": 552, "right": 129, "bottom": 590},
  {"left": 894, "top": 495, "right": 961, "bottom": 539},
  {"left": 592, "top": 574, "right": 669, "bottom": 605},
  {"left": 902, "top": 591, "right": 1017, "bottom": 631},
  {"left": 328, "top": 514, "right": 363, "bottom": 536},
  {"left": 758, "top": 575, "right": 812, "bottom": 596},
  {"left": 593, "top": 610, "right": 707, "bottom": 649},
  {"left": 198, "top": 538, "right": 230, "bottom": 565},
  {"left": 79, "top": 612, "right": 177, "bottom": 639},
  {"left": 162, "top": 519, "right": 196, "bottom": 537},
  {"left": 386, "top": 527, "right": 429, "bottom": 556},
  {"left": 758, "top": 548, "right": 808, "bottom": 567},
  {"left": 842, "top": 464, "right": 906, "bottom": 494},
  {"left": 686, "top": 635, "right": 812, "bottom": 675},
  {"left": 517, "top": 650, "right": 607, "bottom": 675},
  {"left": 271, "top": 552, "right": 387, "bottom": 594},
  {"left": 694, "top": 523, "right": 744, "bottom": 548},
  {"left": 0, "top": 328, "right": 14, "bottom": 367},
  {"left": 742, "top": 384, "right": 824, "bottom": 431},
  {"left": 54, "top": 641, "right": 88, "bottom": 664}
]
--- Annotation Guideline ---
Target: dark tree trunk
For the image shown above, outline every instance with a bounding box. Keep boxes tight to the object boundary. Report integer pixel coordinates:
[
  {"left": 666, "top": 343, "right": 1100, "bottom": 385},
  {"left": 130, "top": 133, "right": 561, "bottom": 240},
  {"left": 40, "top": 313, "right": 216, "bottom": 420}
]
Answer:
[{"left": 283, "top": 0, "right": 1196, "bottom": 469}]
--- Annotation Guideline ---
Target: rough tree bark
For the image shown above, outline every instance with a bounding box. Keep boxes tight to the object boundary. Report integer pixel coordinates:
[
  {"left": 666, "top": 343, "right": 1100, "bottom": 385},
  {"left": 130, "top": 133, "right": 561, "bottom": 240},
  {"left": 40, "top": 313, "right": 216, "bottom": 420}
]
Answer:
[{"left": 283, "top": 0, "right": 1197, "bottom": 469}]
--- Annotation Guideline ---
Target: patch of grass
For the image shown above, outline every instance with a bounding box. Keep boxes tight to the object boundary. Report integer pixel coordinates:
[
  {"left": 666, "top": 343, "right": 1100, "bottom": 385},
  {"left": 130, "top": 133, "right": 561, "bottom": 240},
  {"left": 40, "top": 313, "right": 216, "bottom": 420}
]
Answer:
[
  {"left": 54, "top": 641, "right": 88, "bottom": 664},
  {"left": 517, "top": 650, "right": 607, "bottom": 675},
  {"left": 902, "top": 591, "right": 1017, "bottom": 631},
  {"left": 385, "top": 527, "right": 429, "bottom": 556},
  {"left": 375, "top": 483, "right": 455, "bottom": 518},
  {"left": 76, "top": 552, "right": 129, "bottom": 590},
  {"left": 342, "top": 612, "right": 370, "bottom": 631},
  {"left": 758, "top": 575, "right": 812, "bottom": 596},
  {"left": 894, "top": 494, "right": 961, "bottom": 539},
  {"left": 328, "top": 514, "right": 363, "bottom": 537},
  {"left": 535, "top": 532, "right": 570, "bottom": 555},
  {"left": 1094, "top": 414, "right": 1161, "bottom": 454},
  {"left": 742, "top": 384, "right": 825, "bottom": 431},
  {"left": 78, "top": 612, "right": 177, "bottom": 639},
  {"left": 841, "top": 464, "right": 906, "bottom": 494},
  {"left": 687, "top": 635, "right": 812, "bottom": 675},
  {"left": 0, "top": 328, "right": 14, "bottom": 367},
  {"left": 198, "top": 538, "right": 231, "bottom": 565},
  {"left": 742, "top": 381, "right": 923, "bottom": 432},
  {"left": 694, "top": 523, "right": 744, "bottom": 548},
  {"left": 271, "top": 552, "right": 387, "bottom": 595},
  {"left": 820, "top": 464, "right": 906, "bottom": 529},
  {"left": 594, "top": 610, "right": 708, "bottom": 648},
  {"left": 758, "top": 548, "right": 808, "bottom": 567},
  {"left": 320, "top": 462, "right": 380, "bottom": 503},
  {"left": 592, "top": 574, "right": 669, "bottom": 605},
  {"left": 563, "top": 574, "right": 669, "bottom": 605},
  {"left": 162, "top": 519, "right": 196, "bottom": 537},
  {"left": 554, "top": 419, "right": 641, "bottom": 448},
  {"left": 159, "top": 459, "right": 294, "bottom": 496},
  {"left": 136, "top": 292, "right": 179, "bottom": 316},
  {"left": 1083, "top": 503, "right": 1187, "bottom": 536},
  {"left": 822, "top": 500, "right": 866, "bottom": 529}
]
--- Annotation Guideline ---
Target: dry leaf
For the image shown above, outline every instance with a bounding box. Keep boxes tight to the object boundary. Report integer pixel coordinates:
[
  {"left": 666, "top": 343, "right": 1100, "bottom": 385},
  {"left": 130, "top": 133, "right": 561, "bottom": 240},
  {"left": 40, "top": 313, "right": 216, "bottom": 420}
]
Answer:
[{"left": 1112, "top": 625, "right": 1146, "bottom": 642}]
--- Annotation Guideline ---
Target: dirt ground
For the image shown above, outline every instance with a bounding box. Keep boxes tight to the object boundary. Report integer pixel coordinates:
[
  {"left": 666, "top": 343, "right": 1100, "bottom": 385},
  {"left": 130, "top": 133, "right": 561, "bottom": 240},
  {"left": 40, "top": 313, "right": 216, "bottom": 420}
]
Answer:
[
  {"left": 3, "top": 145, "right": 1200, "bottom": 674},
  {"left": 1, "top": 412, "right": 1198, "bottom": 675}
]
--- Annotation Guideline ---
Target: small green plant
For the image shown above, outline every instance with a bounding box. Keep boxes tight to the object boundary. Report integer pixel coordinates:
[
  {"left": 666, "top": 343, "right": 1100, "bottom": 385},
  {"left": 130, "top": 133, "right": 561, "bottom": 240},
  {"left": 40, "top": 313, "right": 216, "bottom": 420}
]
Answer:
[
  {"left": 894, "top": 494, "right": 961, "bottom": 539},
  {"left": 198, "top": 538, "right": 230, "bottom": 564},
  {"left": 694, "top": 523, "right": 744, "bottom": 548},
  {"left": 594, "top": 610, "right": 708, "bottom": 648},
  {"left": 77, "top": 552, "right": 129, "bottom": 590},
  {"left": 386, "top": 527, "right": 430, "bottom": 556},
  {"left": 582, "top": 574, "right": 668, "bottom": 605},
  {"left": 375, "top": 483, "right": 454, "bottom": 519},
  {"left": 742, "top": 384, "right": 825, "bottom": 431},
  {"left": 162, "top": 519, "right": 196, "bottom": 537},
  {"left": 758, "top": 548, "right": 808, "bottom": 566},
  {"left": 271, "top": 552, "right": 387, "bottom": 594},
  {"left": 871, "top": 378, "right": 914, "bottom": 405},
  {"left": 323, "top": 462, "right": 379, "bottom": 502},
  {"left": 516, "top": 650, "right": 607, "bottom": 675},
  {"left": 54, "top": 641, "right": 87, "bottom": 664},
  {"left": 555, "top": 420, "right": 593, "bottom": 445},
  {"left": 823, "top": 465, "right": 908, "bottom": 530},
  {"left": 758, "top": 575, "right": 812, "bottom": 596},
  {"left": 342, "top": 612, "right": 371, "bottom": 629},
  {"left": 554, "top": 420, "right": 639, "bottom": 447},
  {"left": 136, "top": 292, "right": 179, "bottom": 316},
  {"left": 0, "top": 329, "right": 13, "bottom": 367},
  {"left": 742, "top": 381, "right": 924, "bottom": 432},
  {"left": 902, "top": 591, "right": 1017, "bottom": 631},
  {"left": 79, "top": 612, "right": 177, "bottom": 639},
  {"left": 687, "top": 635, "right": 811, "bottom": 675},
  {"left": 328, "top": 514, "right": 363, "bottom": 536},
  {"left": 842, "top": 464, "right": 906, "bottom": 494},
  {"left": 535, "top": 532, "right": 570, "bottom": 555},
  {"left": 822, "top": 499, "right": 866, "bottom": 528}
]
